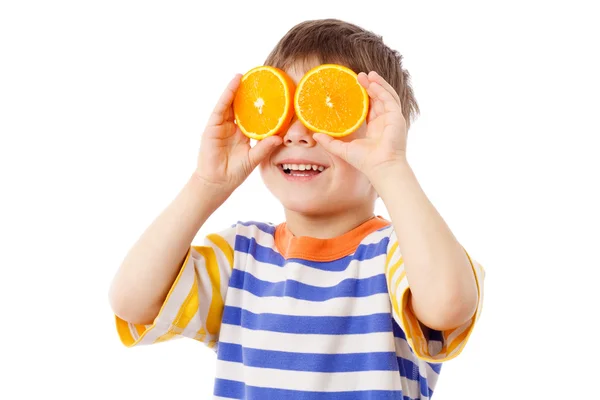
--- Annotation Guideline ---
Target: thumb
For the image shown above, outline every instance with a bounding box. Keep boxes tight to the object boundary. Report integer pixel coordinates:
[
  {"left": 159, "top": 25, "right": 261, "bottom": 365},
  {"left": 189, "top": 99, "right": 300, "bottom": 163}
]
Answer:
[
  {"left": 247, "top": 135, "right": 283, "bottom": 169},
  {"left": 313, "top": 133, "right": 349, "bottom": 162}
]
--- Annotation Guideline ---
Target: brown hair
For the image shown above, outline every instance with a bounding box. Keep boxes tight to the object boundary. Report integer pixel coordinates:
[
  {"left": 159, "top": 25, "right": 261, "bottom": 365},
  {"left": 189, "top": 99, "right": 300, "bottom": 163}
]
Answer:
[{"left": 264, "top": 19, "right": 420, "bottom": 130}]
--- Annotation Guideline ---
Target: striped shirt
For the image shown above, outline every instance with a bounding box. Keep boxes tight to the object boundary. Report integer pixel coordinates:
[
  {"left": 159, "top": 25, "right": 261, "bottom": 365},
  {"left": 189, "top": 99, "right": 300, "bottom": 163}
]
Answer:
[{"left": 115, "top": 216, "right": 485, "bottom": 399}]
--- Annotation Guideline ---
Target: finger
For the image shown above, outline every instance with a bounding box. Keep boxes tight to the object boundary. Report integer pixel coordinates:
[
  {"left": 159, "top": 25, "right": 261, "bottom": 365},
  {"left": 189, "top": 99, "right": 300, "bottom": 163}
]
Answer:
[
  {"left": 363, "top": 80, "right": 401, "bottom": 115},
  {"left": 313, "top": 133, "right": 349, "bottom": 162},
  {"left": 357, "top": 72, "right": 370, "bottom": 90},
  {"left": 372, "top": 96, "right": 386, "bottom": 117},
  {"left": 247, "top": 135, "right": 283, "bottom": 169},
  {"left": 367, "top": 102, "right": 378, "bottom": 123},
  {"left": 368, "top": 71, "right": 402, "bottom": 107},
  {"left": 207, "top": 74, "right": 242, "bottom": 127},
  {"left": 358, "top": 73, "right": 383, "bottom": 117}
]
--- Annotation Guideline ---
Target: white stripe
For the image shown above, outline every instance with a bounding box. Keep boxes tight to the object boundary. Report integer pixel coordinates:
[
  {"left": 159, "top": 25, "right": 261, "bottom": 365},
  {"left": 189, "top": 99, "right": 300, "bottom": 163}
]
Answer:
[
  {"left": 135, "top": 254, "right": 197, "bottom": 345},
  {"left": 392, "top": 278, "right": 430, "bottom": 357},
  {"left": 194, "top": 251, "right": 218, "bottom": 338},
  {"left": 233, "top": 249, "right": 250, "bottom": 272},
  {"left": 180, "top": 307, "right": 204, "bottom": 339},
  {"left": 127, "top": 322, "right": 138, "bottom": 341},
  {"left": 163, "top": 252, "right": 197, "bottom": 323},
  {"left": 392, "top": 275, "right": 410, "bottom": 311},
  {"left": 236, "top": 223, "right": 277, "bottom": 249},
  {"left": 445, "top": 321, "right": 471, "bottom": 358},
  {"left": 389, "top": 263, "right": 406, "bottom": 289},
  {"left": 472, "top": 259, "right": 485, "bottom": 320},
  {"left": 386, "top": 229, "right": 399, "bottom": 252},
  {"left": 472, "top": 260, "right": 484, "bottom": 279},
  {"left": 219, "top": 323, "right": 396, "bottom": 354},
  {"left": 225, "top": 287, "right": 393, "bottom": 317},
  {"left": 446, "top": 320, "right": 470, "bottom": 345},
  {"left": 136, "top": 321, "right": 172, "bottom": 345},
  {"left": 394, "top": 336, "right": 441, "bottom": 390},
  {"left": 394, "top": 335, "right": 417, "bottom": 360},
  {"left": 215, "top": 360, "right": 408, "bottom": 392},
  {"left": 387, "top": 250, "right": 403, "bottom": 274},
  {"left": 419, "top": 359, "right": 440, "bottom": 391},
  {"left": 401, "top": 371, "right": 429, "bottom": 399},
  {"left": 205, "top": 238, "right": 233, "bottom": 307},
  {"left": 241, "top": 252, "right": 388, "bottom": 288}
]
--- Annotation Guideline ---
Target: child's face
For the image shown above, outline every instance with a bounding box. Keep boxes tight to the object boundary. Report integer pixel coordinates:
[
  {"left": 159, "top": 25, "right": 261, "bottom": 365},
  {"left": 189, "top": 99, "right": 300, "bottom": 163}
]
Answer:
[{"left": 259, "top": 60, "right": 378, "bottom": 217}]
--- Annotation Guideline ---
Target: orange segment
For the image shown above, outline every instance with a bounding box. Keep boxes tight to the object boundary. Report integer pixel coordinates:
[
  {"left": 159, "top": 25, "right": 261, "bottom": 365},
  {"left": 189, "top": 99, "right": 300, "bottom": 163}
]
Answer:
[
  {"left": 294, "top": 64, "right": 369, "bottom": 137},
  {"left": 233, "top": 66, "right": 295, "bottom": 140}
]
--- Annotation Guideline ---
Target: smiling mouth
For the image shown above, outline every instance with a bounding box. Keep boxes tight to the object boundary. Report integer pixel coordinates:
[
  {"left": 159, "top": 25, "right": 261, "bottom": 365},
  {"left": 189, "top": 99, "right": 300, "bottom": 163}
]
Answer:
[{"left": 279, "top": 163, "right": 327, "bottom": 176}]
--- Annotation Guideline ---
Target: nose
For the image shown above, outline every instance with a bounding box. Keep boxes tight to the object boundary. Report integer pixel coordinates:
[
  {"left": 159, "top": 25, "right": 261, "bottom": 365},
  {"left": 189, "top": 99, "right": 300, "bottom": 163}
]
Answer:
[{"left": 281, "top": 117, "right": 316, "bottom": 147}]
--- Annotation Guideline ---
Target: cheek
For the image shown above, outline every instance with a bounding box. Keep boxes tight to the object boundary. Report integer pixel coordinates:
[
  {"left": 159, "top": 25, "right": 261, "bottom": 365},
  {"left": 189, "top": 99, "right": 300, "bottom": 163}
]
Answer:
[
  {"left": 259, "top": 159, "right": 269, "bottom": 171},
  {"left": 259, "top": 162, "right": 271, "bottom": 185},
  {"left": 333, "top": 163, "right": 371, "bottom": 190},
  {"left": 259, "top": 162, "right": 282, "bottom": 195}
]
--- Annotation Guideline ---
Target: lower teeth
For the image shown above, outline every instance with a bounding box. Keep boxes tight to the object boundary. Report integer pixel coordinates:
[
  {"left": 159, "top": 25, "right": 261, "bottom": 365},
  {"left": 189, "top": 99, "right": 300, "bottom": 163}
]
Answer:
[{"left": 284, "top": 169, "right": 320, "bottom": 175}]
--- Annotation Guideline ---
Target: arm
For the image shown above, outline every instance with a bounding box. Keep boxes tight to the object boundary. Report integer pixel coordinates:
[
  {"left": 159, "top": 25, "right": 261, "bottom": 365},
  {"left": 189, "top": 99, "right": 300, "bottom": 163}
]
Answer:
[
  {"left": 371, "top": 162, "right": 478, "bottom": 331},
  {"left": 109, "top": 74, "right": 282, "bottom": 326},
  {"left": 313, "top": 71, "right": 479, "bottom": 333},
  {"left": 108, "top": 175, "right": 229, "bottom": 325}
]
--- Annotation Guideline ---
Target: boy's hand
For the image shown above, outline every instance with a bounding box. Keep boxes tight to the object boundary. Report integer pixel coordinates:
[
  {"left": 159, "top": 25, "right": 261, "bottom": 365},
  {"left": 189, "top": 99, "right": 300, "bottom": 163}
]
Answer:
[
  {"left": 194, "top": 74, "right": 283, "bottom": 192},
  {"left": 313, "top": 71, "right": 408, "bottom": 179}
]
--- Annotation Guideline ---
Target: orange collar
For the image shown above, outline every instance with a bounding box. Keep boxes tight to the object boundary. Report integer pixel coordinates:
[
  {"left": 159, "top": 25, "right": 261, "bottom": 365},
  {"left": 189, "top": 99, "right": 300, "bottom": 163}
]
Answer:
[{"left": 274, "top": 216, "right": 390, "bottom": 262}]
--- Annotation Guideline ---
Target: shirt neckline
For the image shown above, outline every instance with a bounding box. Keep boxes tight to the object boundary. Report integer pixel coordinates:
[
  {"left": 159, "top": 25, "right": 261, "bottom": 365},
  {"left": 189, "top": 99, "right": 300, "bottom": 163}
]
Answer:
[{"left": 274, "top": 215, "right": 391, "bottom": 262}]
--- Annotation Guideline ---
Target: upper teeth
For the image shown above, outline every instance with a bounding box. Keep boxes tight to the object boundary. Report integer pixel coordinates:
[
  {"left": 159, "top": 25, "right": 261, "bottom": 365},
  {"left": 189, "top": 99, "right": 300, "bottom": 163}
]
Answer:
[{"left": 282, "top": 164, "right": 325, "bottom": 171}]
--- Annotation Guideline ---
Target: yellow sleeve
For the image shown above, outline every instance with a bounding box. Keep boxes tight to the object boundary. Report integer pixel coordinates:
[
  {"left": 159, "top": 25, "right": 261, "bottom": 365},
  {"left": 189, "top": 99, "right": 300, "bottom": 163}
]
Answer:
[
  {"left": 385, "top": 231, "right": 485, "bottom": 362},
  {"left": 115, "top": 229, "right": 235, "bottom": 351}
]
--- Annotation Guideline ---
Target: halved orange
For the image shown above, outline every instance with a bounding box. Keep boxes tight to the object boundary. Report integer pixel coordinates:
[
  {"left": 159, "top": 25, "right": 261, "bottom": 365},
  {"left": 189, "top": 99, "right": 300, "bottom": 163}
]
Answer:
[
  {"left": 294, "top": 64, "right": 369, "bottom": 137},
  {"left": 233, "top": 66, "right": 295, "bottom": 140}
]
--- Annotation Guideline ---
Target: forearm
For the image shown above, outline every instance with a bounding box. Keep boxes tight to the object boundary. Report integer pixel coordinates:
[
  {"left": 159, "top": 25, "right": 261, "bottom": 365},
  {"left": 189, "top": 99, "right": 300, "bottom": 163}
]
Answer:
[
  {"left": 109, "top": 172, "right": 231, "bottom": 325},
  {"left": 371, "top": 161, "right": 478, "bottom": 331}
]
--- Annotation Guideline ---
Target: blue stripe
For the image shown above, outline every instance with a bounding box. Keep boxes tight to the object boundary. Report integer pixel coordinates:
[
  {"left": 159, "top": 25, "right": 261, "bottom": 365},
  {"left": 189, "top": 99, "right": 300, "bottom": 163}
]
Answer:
[
  {"left": 397, "top": 356, "right": 419, "bottom": 381},
  {"left": 353, "top": 236, "right": 390, "bottom": 260},
  {"left": 222, "top": 306, "right": 393, "bottom": 335},
  {"left": 285, "top": 237, "right": 390, "bottom": 271},
  {"left": 392, "top": 322, "right": 442, "bottom": 374},
  {"left": 214, "top": 346, "right": 436, "bottom": 397},
  {"left": 229, "top": 269, "right": 388, "bottom": 301},
  {"left": 237, "top": 221, "right": 277, "bottom": 235},
  {"left": 235, "top": 236, "right": 285, "bottom": 266},
  {"left": 234, "top": 236, "right": 389, "bottom": 271},
  {"left": 214, "top": 379, "right": 417, "bottom": 400},
  {"left": 396, "top": 357, "right": 435, "bottom": 397},
  {"left": 392, "top": 320, "right": 407, "bottom": 340},
  {"left": 428, "top": 362, "right": 442, "bottom": 374},
  {"left": 218, "top": 342, "right": 398, "bottom": 372}
]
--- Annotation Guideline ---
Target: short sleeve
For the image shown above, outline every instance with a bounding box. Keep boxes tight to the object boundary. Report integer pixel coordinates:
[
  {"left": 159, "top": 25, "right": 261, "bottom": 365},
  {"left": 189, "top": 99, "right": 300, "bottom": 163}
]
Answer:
[
  {"left": 114, "top": 225, "right": 237, "bottom": 351},
  {"left": 385, "top": 229, "right": 485, "bottom": 362}
]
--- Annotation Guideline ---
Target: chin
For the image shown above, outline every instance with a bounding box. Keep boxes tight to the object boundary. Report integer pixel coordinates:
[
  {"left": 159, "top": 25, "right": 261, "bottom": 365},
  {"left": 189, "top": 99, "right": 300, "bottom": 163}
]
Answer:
[
  {"left": 279, "top": 196, "right": 333, "bottom": 216},
  {"left": 277, "top": 188, "right": 374, "bottom": 218},
  {"left": 268, "top": 185, "right": 329, "bottom": 214},
  {"left": 259, "top": 161, "right": 376, "bottom": 217}
]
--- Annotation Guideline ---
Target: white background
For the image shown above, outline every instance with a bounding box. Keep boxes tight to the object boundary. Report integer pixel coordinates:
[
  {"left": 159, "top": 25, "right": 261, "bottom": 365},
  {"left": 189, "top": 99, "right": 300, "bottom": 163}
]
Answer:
[{"left": 1, "top": 1, "right": 599, "bottom": 399}]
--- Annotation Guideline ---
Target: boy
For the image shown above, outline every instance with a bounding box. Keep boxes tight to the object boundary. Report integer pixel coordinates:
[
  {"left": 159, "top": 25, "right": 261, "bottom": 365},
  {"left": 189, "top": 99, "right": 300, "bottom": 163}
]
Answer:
[{"left": 109, "top": 18, "right": 484, "bottom": 399}]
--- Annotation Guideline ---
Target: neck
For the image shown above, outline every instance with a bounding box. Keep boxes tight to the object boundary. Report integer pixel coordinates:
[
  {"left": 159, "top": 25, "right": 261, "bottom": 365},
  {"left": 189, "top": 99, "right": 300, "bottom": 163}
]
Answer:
[{"left": 283, "top": 203, "right": 376, "bottom": 239}]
